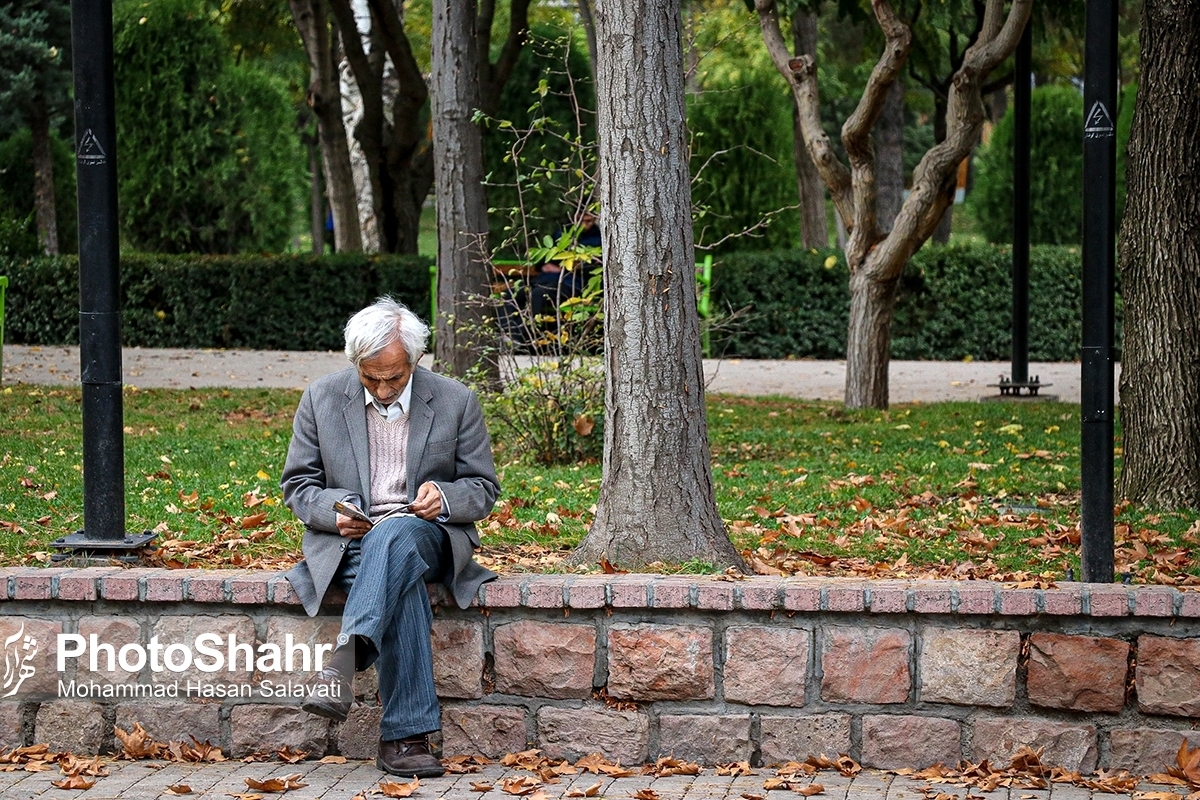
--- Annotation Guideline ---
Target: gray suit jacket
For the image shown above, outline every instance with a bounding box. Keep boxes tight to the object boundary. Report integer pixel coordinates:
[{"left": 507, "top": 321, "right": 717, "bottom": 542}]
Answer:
[{"left": 280, "top": 365, "right": 500, "bottom": 615}]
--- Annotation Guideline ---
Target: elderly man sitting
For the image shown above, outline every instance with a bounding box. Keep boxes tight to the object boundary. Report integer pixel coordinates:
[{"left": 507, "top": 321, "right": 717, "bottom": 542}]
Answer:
[{"left": 280, "top": 296, "right": 499, "bottom": 777}]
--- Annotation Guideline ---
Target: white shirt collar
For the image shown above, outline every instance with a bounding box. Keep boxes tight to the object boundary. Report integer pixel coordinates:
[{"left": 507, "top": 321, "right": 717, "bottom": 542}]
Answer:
[{"left": 363, "top": 375, "right": 413, "bottom": 422}]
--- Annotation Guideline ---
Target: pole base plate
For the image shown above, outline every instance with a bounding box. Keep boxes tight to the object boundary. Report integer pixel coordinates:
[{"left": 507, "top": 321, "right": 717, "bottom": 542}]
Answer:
[{"left": 50, "top": 529, "right": 159, "bottom": 563}]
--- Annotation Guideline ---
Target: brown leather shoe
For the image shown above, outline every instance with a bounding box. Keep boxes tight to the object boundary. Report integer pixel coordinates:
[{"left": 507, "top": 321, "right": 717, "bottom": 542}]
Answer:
[
  {"left": 299, "top": 666, "right": 352, "bottom": 722},
  {"left": 377, "top": 736, "right": 445, "bottom": 778}
]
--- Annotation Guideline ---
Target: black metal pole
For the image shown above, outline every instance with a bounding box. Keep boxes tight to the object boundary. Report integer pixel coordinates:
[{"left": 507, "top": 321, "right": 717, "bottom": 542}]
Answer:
[
  {"left": 1080, "top": 0, "right": 1118, "bottom": 583},
  {"left": 1011, "top": 23, "right": 1032, "bottom": 387},
  {"left": 59, "top": 0, "right": 155, "bottom": 558}
]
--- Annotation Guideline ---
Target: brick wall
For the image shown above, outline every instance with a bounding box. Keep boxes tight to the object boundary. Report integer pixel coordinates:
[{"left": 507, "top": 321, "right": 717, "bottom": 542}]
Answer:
[{"left": 1, "top": 568, "right": 1198, "bottom": 775}]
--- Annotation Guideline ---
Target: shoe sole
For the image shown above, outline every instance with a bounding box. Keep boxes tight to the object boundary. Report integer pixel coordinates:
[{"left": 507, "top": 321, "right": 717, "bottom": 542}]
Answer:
[
  {"left": 300, "top": 698, "right": 350, "bottom": 723},
  {"left": 375, "top": 758, "right": 445, "bottom": 779}
]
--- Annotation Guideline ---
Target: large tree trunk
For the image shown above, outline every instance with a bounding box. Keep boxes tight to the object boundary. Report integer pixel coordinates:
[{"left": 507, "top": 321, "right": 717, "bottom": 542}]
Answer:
[
  {"left": 790, "top": 10, "right": 827, "bottom": 247},
  {"left": 1116, "top": 0, "right": 1200, "bottom": 508},
  {"left": 875, "top": 79, "right": 905, "bottom": 233},
  {"left": 573, "top": 0, "right": 742, "bottom": 571},
  {"left": 29, "top": 99, "right": 58, "bottom": 256},
  {"left": 845, "top": 267, "right": 900, "bottom": 407},
  {"left": 288, "top": 0, "right": 362, "bottom": 252},
  {"left": 431, "top": 0, "right": 496, "bottom": 380}
]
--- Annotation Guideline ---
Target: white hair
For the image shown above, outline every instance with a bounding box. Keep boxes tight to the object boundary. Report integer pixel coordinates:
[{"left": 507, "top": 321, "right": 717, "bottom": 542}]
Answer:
[{"left": 343, "top": 296, "right": 429, "bottom": 367}]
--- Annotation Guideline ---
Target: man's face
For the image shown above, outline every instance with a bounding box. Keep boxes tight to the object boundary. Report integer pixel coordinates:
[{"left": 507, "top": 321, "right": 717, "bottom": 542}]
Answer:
[{"left": 357, "top": 340, "right": 412, "bottom": 406}]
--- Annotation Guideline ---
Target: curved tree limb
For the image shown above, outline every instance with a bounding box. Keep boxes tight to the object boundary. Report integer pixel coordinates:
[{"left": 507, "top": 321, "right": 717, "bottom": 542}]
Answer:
[{"left": 755, "top": 0, "right": 853, "bottom": 236}]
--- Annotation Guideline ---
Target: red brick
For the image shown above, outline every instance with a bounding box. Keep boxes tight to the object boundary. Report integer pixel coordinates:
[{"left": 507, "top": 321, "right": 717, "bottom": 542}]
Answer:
[
  {"left": 144, "top": 572, "right": 185, "bottom": 602},
  {"left": 610, "top": 576, "right": 653, "bottom": 607},
  {"left": 956, "top": 584, "right": 996, "bottom": 614},
  {"left": 269, "top": 576, "right": 302, "bottom": 605},
  {"left": 1090, "top": 587, "right": 1130, "bottom": 616},
  {"left": 101, "top": 571, "right": 142, "bottom": 600},
  {"left": 1181, "top": 592, "right": 1200, "bottom": 618},
  {"left": 229, "top": 574, "right": 268, "bottom": 604},
  {"left": 432, "top": 619, "right": 485, "bottom": 699},
  {"left": 1027, "top": 633, "right": 1130, "bottom": 713},
  {"left": 1134, "top": 587, "right": 1175, "bottom": 617},
  {"left": 782, "top": 582, "right": 820, "bottom": 612},
  {"left": 524, "top": 576, "right": 566, "bottom": 608},
  {"left": 608, "top": 623, "right": 714, "bottom": 701},
  {"left": 999, "top": 588, "right": 1037, "bottom": 615},
  {"left": 821, "top": 626, "right": 910, "bottom": 704},
  {"left": 867, "top": 582, "right": 907, "bottom": 613},
  {"left": 920, "top": 628, "right": 1018, "bottom": 707},
  {"left": 76, "top": 616, "right": 143, "bottom": 685},
  {"left": 826, "top": 584, "right": 865, "bottom": 612},
  {"left": 861, "top": 715, "right": 960, "bottom": 770},
  {"left": 480, "top": 579, "right": 521, "bottom": 608},
  {"left": 57, "top": 567, "right": 121, "bottom": 601},
  {"left": 724, "top": 626, "right": 809, "bottom": 706},
  {"left": 494, "top": 620, "right": 594, "bottom": 699},
  {"left": 912, "top": 585, "right": 952, "bottom": 614},
  {"left": 186, "top": 573, "right": 227, "bottom": 602},
  {"left": 566, "top": 577, "right": 607, "bottom": 609},
  {"left": 651, "top": 578, "right": 693, "bottom": 608},
  {"left": 14, "top": 569, "right": 56, "bottom": 600},
  {"left": 0, "top": 617, "right": 63, "bottom": 695},
  {"left": 442, "top": 704, "right": 528, "bottom": 758},
  {"left": 696, "top": 581, "right": 734, "bottom": 611},
  {"left": 972, "top": 718, "right": 1097, "bottom": 773},
  {"left": 0, "top": 567, "right": 15, "bottom": 600},
  {"left": 1043, "top": 584, "right": 1083, "bottom": 615},
  {"left": 737, "top": 579, "right": 780, "bottom": 610},
  {"left": 1136, "top": 635, "right": 1200, "bottom": 716}
]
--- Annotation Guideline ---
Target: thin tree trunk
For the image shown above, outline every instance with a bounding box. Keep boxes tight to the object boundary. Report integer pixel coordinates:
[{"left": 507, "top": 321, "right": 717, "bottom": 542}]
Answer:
[
  {"left": 573, "top": 0, "right": 742, "bottom": 571},
  {"left": 1117, "top": 0, "right": 1200, "bottom": 507},
  {"left": 29, "top": 100, "right": 58, "bottom": 256},
  {"left": 305, "top": 129, "right": 325, "bottom": 254},
  {"left": 875, "top": 79, "right": 905, "bottom": 233},
  {"left": 844, "top": 267, "right": 901, "bottom": 407},
  {"left": 931, "top": 96, "right": 954, "bottom": 243},
  {"left": 288, "top": 0, "right": 362, "bottom": 252},
  {"left": 576, "top": 0, "right": 598, "bottom": 88},
  {"left": 431, "top": 0, "right": 496, "bottom": 380},
  {"left": 790, "top": 10, "right": 827, "bottom": 247}
]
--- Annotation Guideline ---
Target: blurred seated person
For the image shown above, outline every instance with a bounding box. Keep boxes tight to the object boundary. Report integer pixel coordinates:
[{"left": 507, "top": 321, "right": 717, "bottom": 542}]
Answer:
[{"left": 530, "top": 210, "right": 602, "bottom": 323}]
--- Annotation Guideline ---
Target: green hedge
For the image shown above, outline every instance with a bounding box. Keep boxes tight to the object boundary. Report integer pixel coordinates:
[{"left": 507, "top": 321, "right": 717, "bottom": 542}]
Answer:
[
  {"left": 2, "top": 253, "right": 433, "bottom": 350},
  {"left": 711, "top": 242, "right": 1121, "bottom": 362}
]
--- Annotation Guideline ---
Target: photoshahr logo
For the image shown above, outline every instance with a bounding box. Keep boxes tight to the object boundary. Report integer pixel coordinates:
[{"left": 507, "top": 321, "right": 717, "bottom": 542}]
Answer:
[{"left": 2, "top": 623, "right": 38, "bottom": 697}]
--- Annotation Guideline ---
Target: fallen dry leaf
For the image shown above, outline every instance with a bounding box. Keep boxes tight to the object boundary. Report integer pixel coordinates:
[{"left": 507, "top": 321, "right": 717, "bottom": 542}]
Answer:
[
  {"left": 796, "top": 784, "right": 825, "bottom": 797},
  {"left": 164, "top": 784, "right": 194, "bottom": 796},
  {"left": 717, "top": 762, "right": 757, "bottom": 777},
  {"left": 276, "top": 747, "right": 308, "bottom": 764},
  {"left": 565, "top": 780, "right": 604, "bottom": 797},
  {"left": 630, "top": 790, "right": 660, "bottom": 800},
  {"left": 500, "top": 775, "right": 543, "bottom": 795},
  {"left": 244, "top": 773, "right": 307, "bottom": 792},
  {"left": 51, "top": 774, "right": 95, "bottom": 790},
  {"left": 379, "top": 777, "right": 421, "bottom": 797},
  {"left": 470, "top": 782, "right": 495, "bottom": 792},
  {"left": 319, "top": 755, "right": 348, "bottom": 765}
]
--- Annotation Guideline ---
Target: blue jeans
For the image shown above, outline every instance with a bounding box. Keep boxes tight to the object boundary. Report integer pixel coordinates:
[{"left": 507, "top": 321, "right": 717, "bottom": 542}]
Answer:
[{"left": 334, "top": 516, "right": 448, "bottom": 741}]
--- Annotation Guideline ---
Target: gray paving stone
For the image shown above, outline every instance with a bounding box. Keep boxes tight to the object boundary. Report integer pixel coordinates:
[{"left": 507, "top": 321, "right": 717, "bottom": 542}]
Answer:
[{"left": 70, "top": 762, "right": 162, "bottom": 799}]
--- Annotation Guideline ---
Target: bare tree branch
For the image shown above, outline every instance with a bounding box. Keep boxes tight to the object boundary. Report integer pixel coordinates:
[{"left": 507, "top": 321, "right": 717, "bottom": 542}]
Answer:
[
  {"left": 754, "top": 0, "right": 853, "bottom": 232},
  {"left": 840, "top": 0, "right": 912, "bottom": 267}
]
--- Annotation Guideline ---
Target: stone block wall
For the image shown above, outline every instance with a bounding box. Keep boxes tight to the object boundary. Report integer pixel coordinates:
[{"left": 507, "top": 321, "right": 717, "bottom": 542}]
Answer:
[{"left": 1, "top": 568, "right": 1198, "bottom": 775}]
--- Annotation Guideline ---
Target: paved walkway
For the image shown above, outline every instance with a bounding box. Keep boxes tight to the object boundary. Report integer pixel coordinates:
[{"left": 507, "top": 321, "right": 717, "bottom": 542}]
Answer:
[
  {"left": 0, "top": 757, "right": 1176, "bottom": 800},
  {"left": 3, "top": 345, "right": 1111, "bottom": 403}
]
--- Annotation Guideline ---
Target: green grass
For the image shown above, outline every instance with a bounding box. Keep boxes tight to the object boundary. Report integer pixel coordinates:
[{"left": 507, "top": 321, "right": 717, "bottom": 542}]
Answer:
[{"left": 1, "top": 384, "right": 1197, "bottom": 584}]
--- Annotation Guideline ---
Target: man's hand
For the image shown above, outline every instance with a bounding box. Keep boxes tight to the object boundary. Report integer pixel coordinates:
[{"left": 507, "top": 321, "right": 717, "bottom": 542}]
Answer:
[
  {"left": 336, "top": 513, "right": 371, "bottom": 539},
  {"left": 409, "top": 482, "right": 443, "bottom": 521}
]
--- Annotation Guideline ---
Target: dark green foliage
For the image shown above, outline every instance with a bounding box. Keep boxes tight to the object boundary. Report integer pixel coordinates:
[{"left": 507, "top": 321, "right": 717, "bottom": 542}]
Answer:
[
  {"left": 0, "top": 0, "right": 71, "bottom": 137},
  {"left": 970, "top": 85, "right": 1090, "bottom": 245},
  {"left": 482, "top": 26, "right": 596, "bottom": 259},
  {"left": 712, "top": 243, "right": 1114, "bottom": 361},
  {"left": 113, "top": 0, "right": 304, "bottom": 254},
  {"left": 0, "top": 127, "right": 77, "bottom": 255},
  {"left": 688, "top": 66, "right": 799, "bottom": 253},
  {"left": 2, "top": 253, "right": 432, "bottom": 349}
]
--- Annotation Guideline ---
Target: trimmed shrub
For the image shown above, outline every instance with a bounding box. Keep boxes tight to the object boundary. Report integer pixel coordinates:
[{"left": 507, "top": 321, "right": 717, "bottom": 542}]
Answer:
[{"left": 3, "top": 253, "right": 432, "bottom": 349}]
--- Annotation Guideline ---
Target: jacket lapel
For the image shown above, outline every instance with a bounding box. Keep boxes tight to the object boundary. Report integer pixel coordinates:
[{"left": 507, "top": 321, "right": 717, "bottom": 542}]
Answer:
[
  {"left": 407, "top": 368, "right": 435, "bottom": 493},
  {"left": 340, "top": 371, "right": 372, "bottom": 508}
]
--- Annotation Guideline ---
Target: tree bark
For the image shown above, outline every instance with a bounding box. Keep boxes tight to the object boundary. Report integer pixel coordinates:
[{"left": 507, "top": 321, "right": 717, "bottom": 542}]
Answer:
[
  {"left": 758, "top": 0, "right": 1029, "bottom": 408},
  {"left": 304, "top": 126, "right": 325, "bottom": 254},
  {"left": 29, "top": 98, "right": 58, "bottom": 256},
  {"left": 576, "top": 0, "right": 598, "bottom": 88},
  {"left": 431, "top": 0, "right": 496, "bottom": 380},
  {"left": 790, "top": 10, "right": 827, "bottom": 247},
  {"left": 1117, "top": 0, "right": 1200, "bottom": 507},
  {"left": 288, "top": 0, "right": 362, "bottom": 252},
  {"left": 572, "top": 0, "right": 742, "bottom": 571},
  {"left": 875, "top": 78, "right": 905, "bottom": 233}
]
